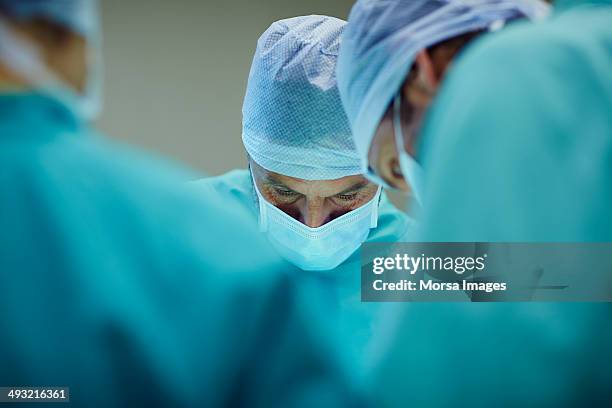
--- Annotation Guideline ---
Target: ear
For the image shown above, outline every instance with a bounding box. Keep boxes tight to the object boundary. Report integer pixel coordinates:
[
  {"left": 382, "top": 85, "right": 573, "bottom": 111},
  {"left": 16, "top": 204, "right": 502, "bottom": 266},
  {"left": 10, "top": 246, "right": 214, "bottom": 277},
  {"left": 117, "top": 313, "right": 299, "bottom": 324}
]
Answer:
[
  {"left": 414, "top": 49, "right": 440, "bottom": 90},
  {"left": 384, "top": 153, "right": 410, "bottom": 192}
]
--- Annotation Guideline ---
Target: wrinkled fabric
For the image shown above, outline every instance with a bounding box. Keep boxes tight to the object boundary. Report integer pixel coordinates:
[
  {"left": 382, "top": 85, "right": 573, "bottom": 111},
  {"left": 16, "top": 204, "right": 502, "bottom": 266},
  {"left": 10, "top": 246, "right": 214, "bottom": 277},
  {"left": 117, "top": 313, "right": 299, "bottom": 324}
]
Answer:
[
  {"left": 373, "top": 1, "right": 612, "bottom": 406},
  {"left": 242, "top": 15, "right": 362, "bottom": 180},
  {"left": 337, "top": 0, "right": 548, "bottom": 170},
  {"left": 0, "top": 93, "right": 362, "bottom": 407},
  {"left": 418, "top": 0, "right": 612, "bottom": 242}
]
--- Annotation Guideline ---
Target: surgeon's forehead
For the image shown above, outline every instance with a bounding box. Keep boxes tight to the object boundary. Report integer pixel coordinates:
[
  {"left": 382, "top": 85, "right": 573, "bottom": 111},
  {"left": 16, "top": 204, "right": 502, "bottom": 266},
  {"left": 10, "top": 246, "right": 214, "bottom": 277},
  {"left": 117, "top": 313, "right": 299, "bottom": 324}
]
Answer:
[{"left": 254, "top": 163, "right": 370, "bottom": 196}]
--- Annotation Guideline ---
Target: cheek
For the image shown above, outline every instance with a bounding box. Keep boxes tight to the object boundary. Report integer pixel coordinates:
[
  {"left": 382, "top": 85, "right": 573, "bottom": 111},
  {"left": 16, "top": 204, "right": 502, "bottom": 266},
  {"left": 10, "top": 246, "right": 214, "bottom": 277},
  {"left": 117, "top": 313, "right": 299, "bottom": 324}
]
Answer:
[
  {"left": 275, "top": 203, "right": 302, "bottom": 221},
  {"left": 371, "top": 117, "right": 395, "bottom": 170},
  {"left": 406, "top": 108, "right": 427, "bottom": 155},
  {"left": 260, "top": 188, "right": 302, "bottom": 218},
  {"left": 363, "top": 186, "right": 380, "bottom": 201},
  {"left": 260, "top": 186, "right": 288, "bottom": 204}
]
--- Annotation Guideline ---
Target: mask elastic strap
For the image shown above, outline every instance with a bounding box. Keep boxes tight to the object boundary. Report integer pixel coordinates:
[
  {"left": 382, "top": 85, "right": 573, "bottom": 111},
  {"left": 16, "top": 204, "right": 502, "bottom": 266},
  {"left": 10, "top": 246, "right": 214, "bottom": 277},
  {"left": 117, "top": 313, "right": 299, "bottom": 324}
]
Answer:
[
  {"left": 250, "top": 171, "right": 269, "bottom": 232},
  {"left": 258, "top": 198, "right": 269, "bottom": 232},
  {"left": 393, "top": 94, "right": 407, "bottom": 172},
  {"left": 370, "top": 186, "right": 382, "bottom": 229}
]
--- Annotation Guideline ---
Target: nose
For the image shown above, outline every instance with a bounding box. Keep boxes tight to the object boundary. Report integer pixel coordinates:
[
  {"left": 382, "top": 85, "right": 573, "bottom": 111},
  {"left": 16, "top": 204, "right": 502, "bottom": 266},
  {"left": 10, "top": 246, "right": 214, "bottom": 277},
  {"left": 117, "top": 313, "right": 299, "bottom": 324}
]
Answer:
[{"left": 301, "top": 198, "right": 331, "bottom": 228}]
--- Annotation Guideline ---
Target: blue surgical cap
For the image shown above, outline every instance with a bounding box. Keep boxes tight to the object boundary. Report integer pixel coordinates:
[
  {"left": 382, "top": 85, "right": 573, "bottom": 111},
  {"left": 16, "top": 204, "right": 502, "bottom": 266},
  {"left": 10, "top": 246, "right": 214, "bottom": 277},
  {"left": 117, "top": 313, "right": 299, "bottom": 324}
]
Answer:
[
  {"left": 242, "top": 15, "right": 362, "bottom": 181},
  {"left": 0, "top": 0, "right": 99, "bottom": 39},
  {"left": 336, "top": 0, "right": 549, "bottom": 169}
]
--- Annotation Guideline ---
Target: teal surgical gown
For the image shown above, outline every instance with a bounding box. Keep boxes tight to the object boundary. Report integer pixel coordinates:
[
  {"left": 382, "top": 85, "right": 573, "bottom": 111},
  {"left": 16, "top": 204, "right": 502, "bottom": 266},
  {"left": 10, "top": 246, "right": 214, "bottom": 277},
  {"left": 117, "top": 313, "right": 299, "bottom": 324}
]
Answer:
[
  {"left": 0, "top": 92, "right": 361, "bottom": 407},
  {"left": 189, "top": 169, "right": 413, "bottom": 380},
  {"left": 373, "top": 0, "right": 612, "bottom": 406}
]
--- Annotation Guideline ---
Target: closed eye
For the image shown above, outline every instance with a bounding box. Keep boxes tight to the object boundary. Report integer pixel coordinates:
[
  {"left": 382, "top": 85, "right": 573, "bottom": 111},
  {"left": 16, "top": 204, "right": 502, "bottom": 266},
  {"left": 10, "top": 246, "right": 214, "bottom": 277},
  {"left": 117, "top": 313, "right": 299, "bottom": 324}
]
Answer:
[
  {"left": 336, "top": 193, "right": 359, "bottom": 201},
  {"left": 274, "top": 187, "right": 298, "bottom": 197}
]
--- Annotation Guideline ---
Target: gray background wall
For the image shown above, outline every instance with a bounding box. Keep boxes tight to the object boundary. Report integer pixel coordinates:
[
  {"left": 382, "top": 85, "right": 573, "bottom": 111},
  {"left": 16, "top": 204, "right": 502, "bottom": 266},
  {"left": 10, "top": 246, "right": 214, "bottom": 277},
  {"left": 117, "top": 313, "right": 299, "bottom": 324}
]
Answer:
[{"left": 97, "top": 0, "right": 356, "bottom": 177}]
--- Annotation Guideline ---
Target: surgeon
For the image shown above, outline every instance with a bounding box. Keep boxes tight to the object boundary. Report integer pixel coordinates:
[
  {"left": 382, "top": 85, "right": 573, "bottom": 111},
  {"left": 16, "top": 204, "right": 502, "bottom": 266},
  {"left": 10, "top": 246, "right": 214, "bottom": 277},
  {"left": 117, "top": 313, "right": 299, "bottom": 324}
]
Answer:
[
  {"left": 336, "top": 0, "right": 548, "bottom": 208},
  {"left": 336, "top": 0, "right": 612, "bottom": 406},
  {"left": 189, "top": 15, "right": 411, "bottom": 377},
  {"left": 0, "top": 1, "right": 362, "bottom": 406}
]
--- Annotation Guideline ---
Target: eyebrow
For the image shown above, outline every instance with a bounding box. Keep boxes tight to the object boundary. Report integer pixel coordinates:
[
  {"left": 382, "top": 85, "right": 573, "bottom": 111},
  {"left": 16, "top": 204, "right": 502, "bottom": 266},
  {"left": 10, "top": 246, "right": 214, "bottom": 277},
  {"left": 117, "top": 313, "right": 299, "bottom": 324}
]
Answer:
[
  {"left": 263, "top": 176, "right": 369, "bottom": 196},
  {"left": 336, "top": 181, "right": 369, "bottom": 195},
  {"left": 263, "top": 176, "right": 299, "bottom": 193}
]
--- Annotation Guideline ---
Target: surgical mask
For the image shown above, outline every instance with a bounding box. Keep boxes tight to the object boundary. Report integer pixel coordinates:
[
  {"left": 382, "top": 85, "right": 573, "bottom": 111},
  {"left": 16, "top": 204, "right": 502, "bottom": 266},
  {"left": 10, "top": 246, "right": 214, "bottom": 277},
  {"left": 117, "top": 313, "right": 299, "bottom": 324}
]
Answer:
[
  {"left": 251, "top": 174, "right": 382, "bottom": 271},
  {"left": 0, "top": 15, "right": 102, "bottom": 121},
  {"left": 393, "top": 93, "right": 424, "bottom": 205}
]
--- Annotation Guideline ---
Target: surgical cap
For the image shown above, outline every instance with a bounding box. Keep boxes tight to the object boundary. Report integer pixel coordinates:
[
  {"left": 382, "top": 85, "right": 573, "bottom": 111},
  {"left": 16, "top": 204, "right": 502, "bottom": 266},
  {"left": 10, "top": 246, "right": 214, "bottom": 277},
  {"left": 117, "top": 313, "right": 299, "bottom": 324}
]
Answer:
[
  {"left": 242, "top": 15, "right": 362, "bottom": 181},
  {"left": 0, "top": 0, "right": 99, "bottom": 39},
  {"left": 336, "top": 0, "right": 549, "bottom": 169}
]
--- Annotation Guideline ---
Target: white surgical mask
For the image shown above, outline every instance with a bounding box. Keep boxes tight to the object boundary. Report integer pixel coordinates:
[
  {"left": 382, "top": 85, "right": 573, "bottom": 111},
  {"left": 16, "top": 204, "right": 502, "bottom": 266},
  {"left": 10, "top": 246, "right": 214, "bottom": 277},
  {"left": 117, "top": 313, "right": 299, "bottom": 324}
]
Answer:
[
  {"left": 0, "top": 15, "right": 102, "bottom": 121},
  {"left": 393, "top": 93, "right": 424, "bottom": 205},
  {"left": 252, "top": 174, "right": 382, "bottom": 271}
]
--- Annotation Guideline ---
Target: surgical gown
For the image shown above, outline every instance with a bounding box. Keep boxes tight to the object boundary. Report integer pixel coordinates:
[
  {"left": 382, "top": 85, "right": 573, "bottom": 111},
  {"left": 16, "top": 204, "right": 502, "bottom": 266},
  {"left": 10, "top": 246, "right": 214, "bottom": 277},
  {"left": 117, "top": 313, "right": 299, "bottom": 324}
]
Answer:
[
  {"left": 0, "top": 92, "right": 361, "bottom": 407},
  {"left": 372, "top": 1, "right": 612, "bottom": 406},
  {"left": 189, "top": 169, "right": 413, "bottom": 379}
]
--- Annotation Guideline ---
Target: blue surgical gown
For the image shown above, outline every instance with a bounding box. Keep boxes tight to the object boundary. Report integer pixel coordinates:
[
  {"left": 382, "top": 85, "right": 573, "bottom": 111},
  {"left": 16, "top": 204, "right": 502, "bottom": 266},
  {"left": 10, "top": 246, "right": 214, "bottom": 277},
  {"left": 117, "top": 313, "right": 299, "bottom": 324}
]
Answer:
[
  {"left": 189, "top": 169, "right": 413, "bottom": 379},
  {"left": 0, "top": 92, "right": 361, "bottom": 407},
  {"left": 373, "top": 0, "right": 612, "bottom": 406}
]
